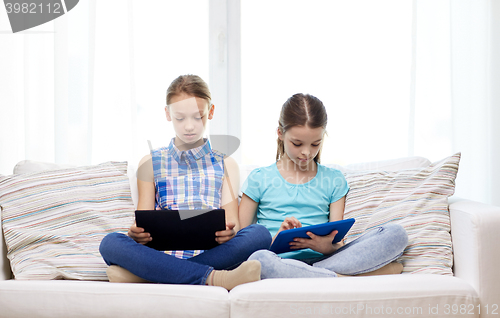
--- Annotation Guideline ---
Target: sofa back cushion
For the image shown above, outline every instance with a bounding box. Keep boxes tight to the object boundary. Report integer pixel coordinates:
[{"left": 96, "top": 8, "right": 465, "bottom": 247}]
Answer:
[
  {"left": 0, "top": 162, "right": 134, "bottom": 280},
  {"left": 0, "top": 188, "right": 10, "bottom": 280},
  {"left": 343, "top": 153, "right": 460, "bottom": 275},
  {"left": 13, "top": 160, "right": 139, "bottom": 209}
]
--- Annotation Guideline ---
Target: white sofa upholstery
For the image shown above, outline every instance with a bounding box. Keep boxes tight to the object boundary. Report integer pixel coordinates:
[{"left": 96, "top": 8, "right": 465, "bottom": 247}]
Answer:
[{"left": 1, "top": 157, "right": 499, "bottom": 318}]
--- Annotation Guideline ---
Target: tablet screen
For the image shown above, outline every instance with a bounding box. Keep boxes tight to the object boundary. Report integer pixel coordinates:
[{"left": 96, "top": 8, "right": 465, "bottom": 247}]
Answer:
[{"left": 135, "top": 209, "right": 226, "bottom": 251}]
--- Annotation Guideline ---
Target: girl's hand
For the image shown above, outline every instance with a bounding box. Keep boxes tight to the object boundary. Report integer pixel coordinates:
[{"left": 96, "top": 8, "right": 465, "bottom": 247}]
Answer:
[
  {"left": 289, "top": 230, "right": 342, "bottom": 255},
  {"left": 279, "top": 217, "right": 302, "bottom": 232},
  {"left": 215, "top": 221, "right": 236, "bottom": 244},
  {"left": 272, "top": 217, "right": 302, "bottom": 244},
  {"left": 128, "top": 222, "right": 152, "bottom": 244}
]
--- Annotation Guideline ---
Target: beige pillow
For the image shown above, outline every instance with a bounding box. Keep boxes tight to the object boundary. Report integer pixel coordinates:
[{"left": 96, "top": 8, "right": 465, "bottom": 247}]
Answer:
[
  {"left": 0, "top": 162, "right": 134, "bottom": 280},
  {"left": 344, "top": 153, "right": 460, "bottom": 275}
]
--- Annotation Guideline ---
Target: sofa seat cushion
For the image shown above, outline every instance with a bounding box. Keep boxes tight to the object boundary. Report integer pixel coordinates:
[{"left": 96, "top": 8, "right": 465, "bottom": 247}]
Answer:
[
  {"left": 230, "top": 275, "right": 479, "bottom": 318},
  {"left": 0, "top": 280, "right": 230, "bottom": 318}
]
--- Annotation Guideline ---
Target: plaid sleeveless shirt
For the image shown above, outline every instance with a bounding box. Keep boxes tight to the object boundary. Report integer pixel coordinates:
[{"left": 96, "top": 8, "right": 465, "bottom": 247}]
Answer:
[{"left": 151, "top": 138, "right": 225, "bottom": 259}]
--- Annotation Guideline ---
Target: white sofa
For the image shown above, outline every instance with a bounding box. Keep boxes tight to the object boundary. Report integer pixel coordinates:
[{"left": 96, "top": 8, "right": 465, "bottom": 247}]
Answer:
[{"left": 1, "top": 156, "right": 500, "bottom": 318}]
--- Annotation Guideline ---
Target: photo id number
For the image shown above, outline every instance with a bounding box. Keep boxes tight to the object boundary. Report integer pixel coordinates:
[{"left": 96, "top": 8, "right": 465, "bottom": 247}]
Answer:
[
  {"left": 444, "top": 304, "right": 498, "bottom": 315},
  {"left": 5, "top": 2, "right": 62, "bottom": 14}
]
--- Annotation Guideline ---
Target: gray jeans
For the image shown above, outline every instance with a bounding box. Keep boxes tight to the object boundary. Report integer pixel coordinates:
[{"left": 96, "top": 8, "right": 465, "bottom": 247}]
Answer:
[{"left": 248, "top": 223, "right": 408, "bottom": 278}]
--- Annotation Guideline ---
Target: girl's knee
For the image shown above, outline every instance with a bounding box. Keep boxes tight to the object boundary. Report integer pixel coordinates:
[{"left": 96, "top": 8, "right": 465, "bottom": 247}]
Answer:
[
  {"left": 382, "top": 223, "right": 409, "bottom": 249},
  {"left": 101, "top": 232, "right": 124, "bottom": 243},
  {"left": 385, "top": 223, "right": 407, "bottom": 237},
  {"left": 245, "top": 224, "right": 272, "bottom": 248},
  {"left": 99, "top": 232, "right": 127, "bottom": 255},
  {"left": 248, "top": 249, "right": 274, "bottom": 263}
]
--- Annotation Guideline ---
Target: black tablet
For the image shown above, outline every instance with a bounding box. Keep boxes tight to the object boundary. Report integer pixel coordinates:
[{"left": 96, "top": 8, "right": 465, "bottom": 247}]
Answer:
[
  {"left": 135, "top": 209, "right": 226, "bottom": 251},
  {"left": 269, "top": 218, "right": 355, "bottom": 254}
]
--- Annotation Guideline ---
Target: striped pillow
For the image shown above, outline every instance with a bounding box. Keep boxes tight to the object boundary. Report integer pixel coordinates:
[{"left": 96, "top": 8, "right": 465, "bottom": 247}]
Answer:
[
  {"left": 0, "top": 162, "right": 134, "bottom": 280},
  {"left": 344, "top": 153, "right": 460, "bottom": 276}
]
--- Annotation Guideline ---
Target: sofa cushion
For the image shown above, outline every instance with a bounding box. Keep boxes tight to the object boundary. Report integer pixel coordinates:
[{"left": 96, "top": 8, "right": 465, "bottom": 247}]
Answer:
[
  {"left": 326, "top": 156, "right": 432, "bottom": 173},
  {"left": 0, "top": 280, "right": 230, "bottom": 318},
  {"left": 343, "top": 153, "right": 460, "bottom": 275},
  {"left": 229, "top": 275, "right": 478, "bottom": 318},
  {"left": 0, "top": 175, "right": 11, "bottom": 280},
  {"left": 0, "top": 162, "right": 134, "bottom": 280},
  {"left": 13, "top": 160, "right": 139, "bottom": 208},
  {"left": 13, "top": 160, "right": 76, "bottom": 174}
]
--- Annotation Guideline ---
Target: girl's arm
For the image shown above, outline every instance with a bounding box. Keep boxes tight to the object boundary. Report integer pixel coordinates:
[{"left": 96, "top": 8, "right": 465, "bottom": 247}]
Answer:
[
  {"left": 238, "top": 193, "right": 260, "bottom": 229},
  {"left": 215, "top": 156, "right": 240, "bottom": 244},
  {"left": 289, "top": 196, "right": 347, "bottom": 254},
  {"left": 328, "top": 196, "right": 347, "bottom": 248},
  {"left": 329, "top": 196, "right": 346, "bottom": 222},
  {"left": 128, "top": 154, "right": 155, "bottom": 244}
]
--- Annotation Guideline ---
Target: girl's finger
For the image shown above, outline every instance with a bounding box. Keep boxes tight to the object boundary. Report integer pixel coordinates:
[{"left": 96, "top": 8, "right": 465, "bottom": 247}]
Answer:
[
  {"left": 291, "top": 217, "right": 302, "bottom": 228},
  {"left": 216, "top": 229, "right": 235, "bottom": 237},
  {"left": 284, "top": 219, "right": 294, "bottom": 229},
  {"left": 328, "top": 230, "right": 338, "bottom": 238}
]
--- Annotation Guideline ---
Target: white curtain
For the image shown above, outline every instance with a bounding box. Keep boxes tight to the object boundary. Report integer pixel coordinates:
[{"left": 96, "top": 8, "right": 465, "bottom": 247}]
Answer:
[
  {"left": 0, "top": 0, "right": 208, "bottom": 174},
  {"left": 240, "top": 0, "right": 414, "bottom": 167},
  {"left": 1, "top": 10, "right": 56, "bottom": 170},
  {"left": 449, "top": 0, "right": 500, "bottom": 206},
  {"left": 1, "top": 0, "right": 498, "bottom": 206},
  {"left": 412, "top": 0, "right": 500, "bottom": 205}
]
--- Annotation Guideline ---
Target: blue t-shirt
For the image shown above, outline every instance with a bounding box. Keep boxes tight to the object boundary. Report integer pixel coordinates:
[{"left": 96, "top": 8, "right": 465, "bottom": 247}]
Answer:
[{"left": 241, "top": 162, "right": 349, "bottom": 260}]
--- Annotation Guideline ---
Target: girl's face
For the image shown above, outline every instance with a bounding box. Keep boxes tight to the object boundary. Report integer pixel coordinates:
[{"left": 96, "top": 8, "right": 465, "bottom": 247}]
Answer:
[
  {"left": 165, "top": 93, "right": 214, "bottom": 150},
  {"left": 278, "top": 125, "right": 324, "bottom": 169}
]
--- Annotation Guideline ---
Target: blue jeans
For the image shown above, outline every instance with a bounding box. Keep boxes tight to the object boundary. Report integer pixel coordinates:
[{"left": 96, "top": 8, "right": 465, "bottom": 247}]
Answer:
[
  {"left": 248, "top": 223, "right": 408, "bottom": 278},
  {"left": 99, "top": 224, "right": 272, "bottom": 285}
]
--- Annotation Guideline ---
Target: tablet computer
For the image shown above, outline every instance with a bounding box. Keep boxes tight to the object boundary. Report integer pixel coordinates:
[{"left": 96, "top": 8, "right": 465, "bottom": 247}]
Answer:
[
  {"left": 269, "top": 218, "right": 355, "bottom": 254},
  {"left": 135, "top": 209, "right": 226, "bottom": 251}
]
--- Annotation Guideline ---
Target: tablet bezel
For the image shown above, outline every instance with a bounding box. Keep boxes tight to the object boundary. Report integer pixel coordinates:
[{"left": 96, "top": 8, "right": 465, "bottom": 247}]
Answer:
[{"left": 269, "top": 218, "right": 355, "bottom": 254}]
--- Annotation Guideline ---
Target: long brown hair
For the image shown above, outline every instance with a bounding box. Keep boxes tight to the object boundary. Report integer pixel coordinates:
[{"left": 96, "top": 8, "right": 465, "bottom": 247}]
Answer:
[
  {"left": 276, "top": 93, "right": 328, "bottom": 163},
  {"left": 166, "top": 74, "right": 211, "bottom": 106}
]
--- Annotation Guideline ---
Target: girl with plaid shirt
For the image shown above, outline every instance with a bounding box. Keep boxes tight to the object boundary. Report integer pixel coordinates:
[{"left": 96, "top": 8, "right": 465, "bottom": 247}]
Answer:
[{"left": 100, "top": 75, "right": 271, "bottom": 290}]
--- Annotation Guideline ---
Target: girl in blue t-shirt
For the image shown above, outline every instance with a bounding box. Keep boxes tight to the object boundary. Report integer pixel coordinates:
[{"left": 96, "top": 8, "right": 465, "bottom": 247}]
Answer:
[
  {"left": 99, "top": 75, "right": 271, "bottom": 289},
  {"left": 239, "top": 93, "right": 408, "bottom": 278}
]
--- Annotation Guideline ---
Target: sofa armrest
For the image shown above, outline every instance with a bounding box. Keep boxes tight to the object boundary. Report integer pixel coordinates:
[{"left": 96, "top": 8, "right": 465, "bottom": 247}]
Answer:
[{"left": 449, "top": 198, "right": 500, "bottom": 309}]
